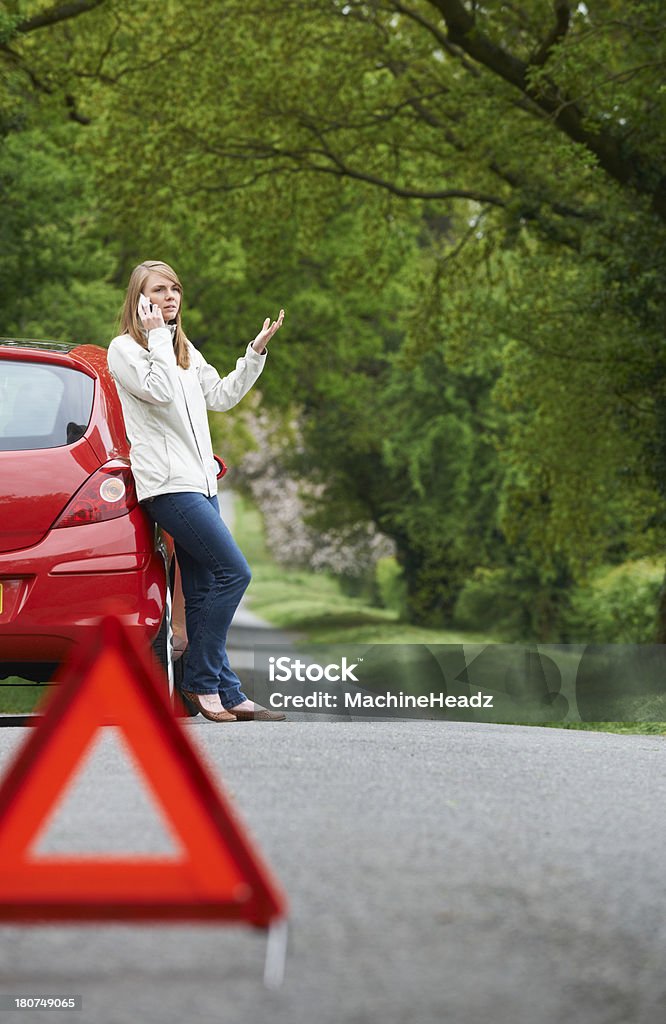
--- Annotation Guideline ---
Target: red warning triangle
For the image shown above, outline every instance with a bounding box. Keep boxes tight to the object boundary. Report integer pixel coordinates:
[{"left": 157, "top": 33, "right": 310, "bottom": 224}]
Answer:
[{"left": 0, "top": 616, "right": 287, "bottom": 925}]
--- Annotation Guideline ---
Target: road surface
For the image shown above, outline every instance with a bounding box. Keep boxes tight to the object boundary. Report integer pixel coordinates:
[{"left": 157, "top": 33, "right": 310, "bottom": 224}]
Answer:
[{"left": 0, "top": 697, "right": 664, "bottom": 1023}]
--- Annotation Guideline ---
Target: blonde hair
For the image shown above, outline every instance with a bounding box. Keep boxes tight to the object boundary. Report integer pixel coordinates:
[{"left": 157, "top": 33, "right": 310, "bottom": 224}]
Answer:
[{"left": 118, "top": 260, "right": 190, "bottom": 369}]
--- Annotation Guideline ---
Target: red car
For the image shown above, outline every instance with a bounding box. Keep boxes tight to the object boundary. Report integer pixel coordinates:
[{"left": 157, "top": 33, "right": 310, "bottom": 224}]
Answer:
[{"left": 0, "top": 338, "right": 188, "bottom": 704}]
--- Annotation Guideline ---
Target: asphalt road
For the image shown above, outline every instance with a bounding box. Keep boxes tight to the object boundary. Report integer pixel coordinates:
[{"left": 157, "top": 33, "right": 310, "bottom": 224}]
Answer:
[{"left": 0, "top": 689, "right": 664, "bottom": 1024}]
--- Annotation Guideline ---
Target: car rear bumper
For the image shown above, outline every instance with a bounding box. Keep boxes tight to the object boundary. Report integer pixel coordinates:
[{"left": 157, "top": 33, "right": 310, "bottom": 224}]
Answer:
[{"left": 0, "top": 508, "right": 168, "bottom": 675}]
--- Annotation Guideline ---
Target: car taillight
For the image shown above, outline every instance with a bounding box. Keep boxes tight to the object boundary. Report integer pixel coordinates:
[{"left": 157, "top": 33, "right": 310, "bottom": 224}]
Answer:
[{"left": 53, "top": 463, "right": 138, "bottom": 528}]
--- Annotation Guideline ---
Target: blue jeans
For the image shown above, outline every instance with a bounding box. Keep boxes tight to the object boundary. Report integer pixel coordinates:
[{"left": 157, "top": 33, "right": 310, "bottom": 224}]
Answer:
[{"left": 144, "top": 492, "right": 250, "bottom": 707}]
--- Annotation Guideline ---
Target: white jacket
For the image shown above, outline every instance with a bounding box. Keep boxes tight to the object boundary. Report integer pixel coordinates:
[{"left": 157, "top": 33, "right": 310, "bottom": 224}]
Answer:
[{"left": 107, "top": 327, "right": 266, "bottom": 501}]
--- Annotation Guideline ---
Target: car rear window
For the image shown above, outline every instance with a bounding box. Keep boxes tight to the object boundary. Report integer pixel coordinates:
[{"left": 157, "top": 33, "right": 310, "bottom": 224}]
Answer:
[{"left": 0, "top": 360, "right": 94, "bottom": 451}]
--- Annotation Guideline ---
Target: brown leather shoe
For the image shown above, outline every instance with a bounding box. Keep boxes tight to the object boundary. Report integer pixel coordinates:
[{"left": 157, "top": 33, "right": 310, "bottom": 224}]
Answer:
[
  {"left": 231, "top": 707, "right": 287, "bottom": 722},
  {"left": 181, "top": 691, "right": 237, "bottom": 723}
]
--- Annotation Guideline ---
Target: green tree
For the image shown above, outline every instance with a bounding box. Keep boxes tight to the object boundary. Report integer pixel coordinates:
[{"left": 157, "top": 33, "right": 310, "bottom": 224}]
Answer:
[
  {"left": 3, "top": 1, "right": 666, "bottom": 635},
  {"left": 0, "top": 123, "right": 120, "bottom": 339}
]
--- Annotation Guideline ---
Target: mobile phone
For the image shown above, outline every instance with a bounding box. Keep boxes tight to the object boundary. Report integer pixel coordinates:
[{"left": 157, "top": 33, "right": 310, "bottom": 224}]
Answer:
[{"left": 137, "top": 293, "right": 152, "bottom": 317}]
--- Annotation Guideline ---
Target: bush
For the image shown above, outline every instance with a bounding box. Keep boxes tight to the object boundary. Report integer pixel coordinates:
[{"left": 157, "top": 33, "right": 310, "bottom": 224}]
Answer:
[
  {"left": 375, "top": 556, "right": 407, "bottom": 616},
  {"left": 453, "top": 559, "right": 664, "bottom": 643},
  {"left": 563, "top": 559, "right": 662, "bottom": 643},
  {"left": 452, "top": 567, "right": 532, "bottom": 640}
]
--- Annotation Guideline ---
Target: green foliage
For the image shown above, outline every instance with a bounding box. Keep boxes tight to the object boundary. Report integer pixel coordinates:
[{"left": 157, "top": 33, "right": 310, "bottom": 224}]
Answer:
[
  {"left": 434, "top": 226, "right": 666, "bottom": 578},
  {"left": 456, "top": 557, "right": 663, "bottom": 643},
  {"left": 452, "top": 558, "right": 574, "bottom": 643},
  {"left": 0, "top": 125, "right": 121, "bottom": 341},
  {"left": 454, "top": 568, "right": 529, "bottom": 639},
  {"left": 375, "top": 556, "right": 407, "bottom": 617},
  {"left": 0, "top": 12, "right": 20, "bottom": 46},
  {"left": 563, "top": 559, "right": 663, "bottom": 644}
]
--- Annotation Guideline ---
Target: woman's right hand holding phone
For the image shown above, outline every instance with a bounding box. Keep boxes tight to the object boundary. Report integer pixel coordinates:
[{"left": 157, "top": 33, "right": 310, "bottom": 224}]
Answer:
[{"left": 137, "top": 293, "right": 165, "bottom": 332}]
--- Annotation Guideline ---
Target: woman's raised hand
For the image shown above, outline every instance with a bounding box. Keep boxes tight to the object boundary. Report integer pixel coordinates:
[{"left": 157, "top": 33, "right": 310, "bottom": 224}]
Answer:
[{"left": 252, "top": 309, "right": 285, "bottom": 353}]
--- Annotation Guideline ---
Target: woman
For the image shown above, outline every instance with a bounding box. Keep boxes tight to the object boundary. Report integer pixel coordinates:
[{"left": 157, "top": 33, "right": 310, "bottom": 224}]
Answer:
[{"left": 107, "top": 259, "right": 285, "bottom": 722}]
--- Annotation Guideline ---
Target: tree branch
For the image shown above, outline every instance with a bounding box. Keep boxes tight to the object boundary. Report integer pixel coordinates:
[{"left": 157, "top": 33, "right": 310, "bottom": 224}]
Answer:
[
  {"left": 0, "top": 43, "right": 91, "bottom": 123},
  {"left": 389, "top": 1, "right": 480, "bottom": 76},
  {"left": 15, "top": 0, "right": 107, "bottom": 35},
  {"left": 303, "top": 158, "right": 506, "bottom": 205},
  {"left": 425, "top": 0, "right": 666, "bottom": 220},
  {"left": 173, "top": 123, "right": 507, "bottom": 206},
  {"left": 532, "top": 1, "right": 571, "bottom": 66},
  {"left": 65, "top": 92, "right": 90, "bottom": 124},
  {"left": 290, "top": 114, "right": 507, "bottom": 205},
  {"left": 380, "top": 56, "right": 593, "bottom": 242}
]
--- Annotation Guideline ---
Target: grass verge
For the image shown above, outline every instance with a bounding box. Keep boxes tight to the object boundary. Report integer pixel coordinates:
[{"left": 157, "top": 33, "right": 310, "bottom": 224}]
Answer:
[{"left": 0, "top": 682, "right": 47, "bottom": 714}]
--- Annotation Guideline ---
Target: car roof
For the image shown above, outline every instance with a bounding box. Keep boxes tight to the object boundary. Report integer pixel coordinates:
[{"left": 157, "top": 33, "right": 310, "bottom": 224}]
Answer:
[
  {"left": 0, "top": 337, "right": 81, "bottom": 352},
  {"left": 0, "top": 338, "right": 109, "bottom": 379}
]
